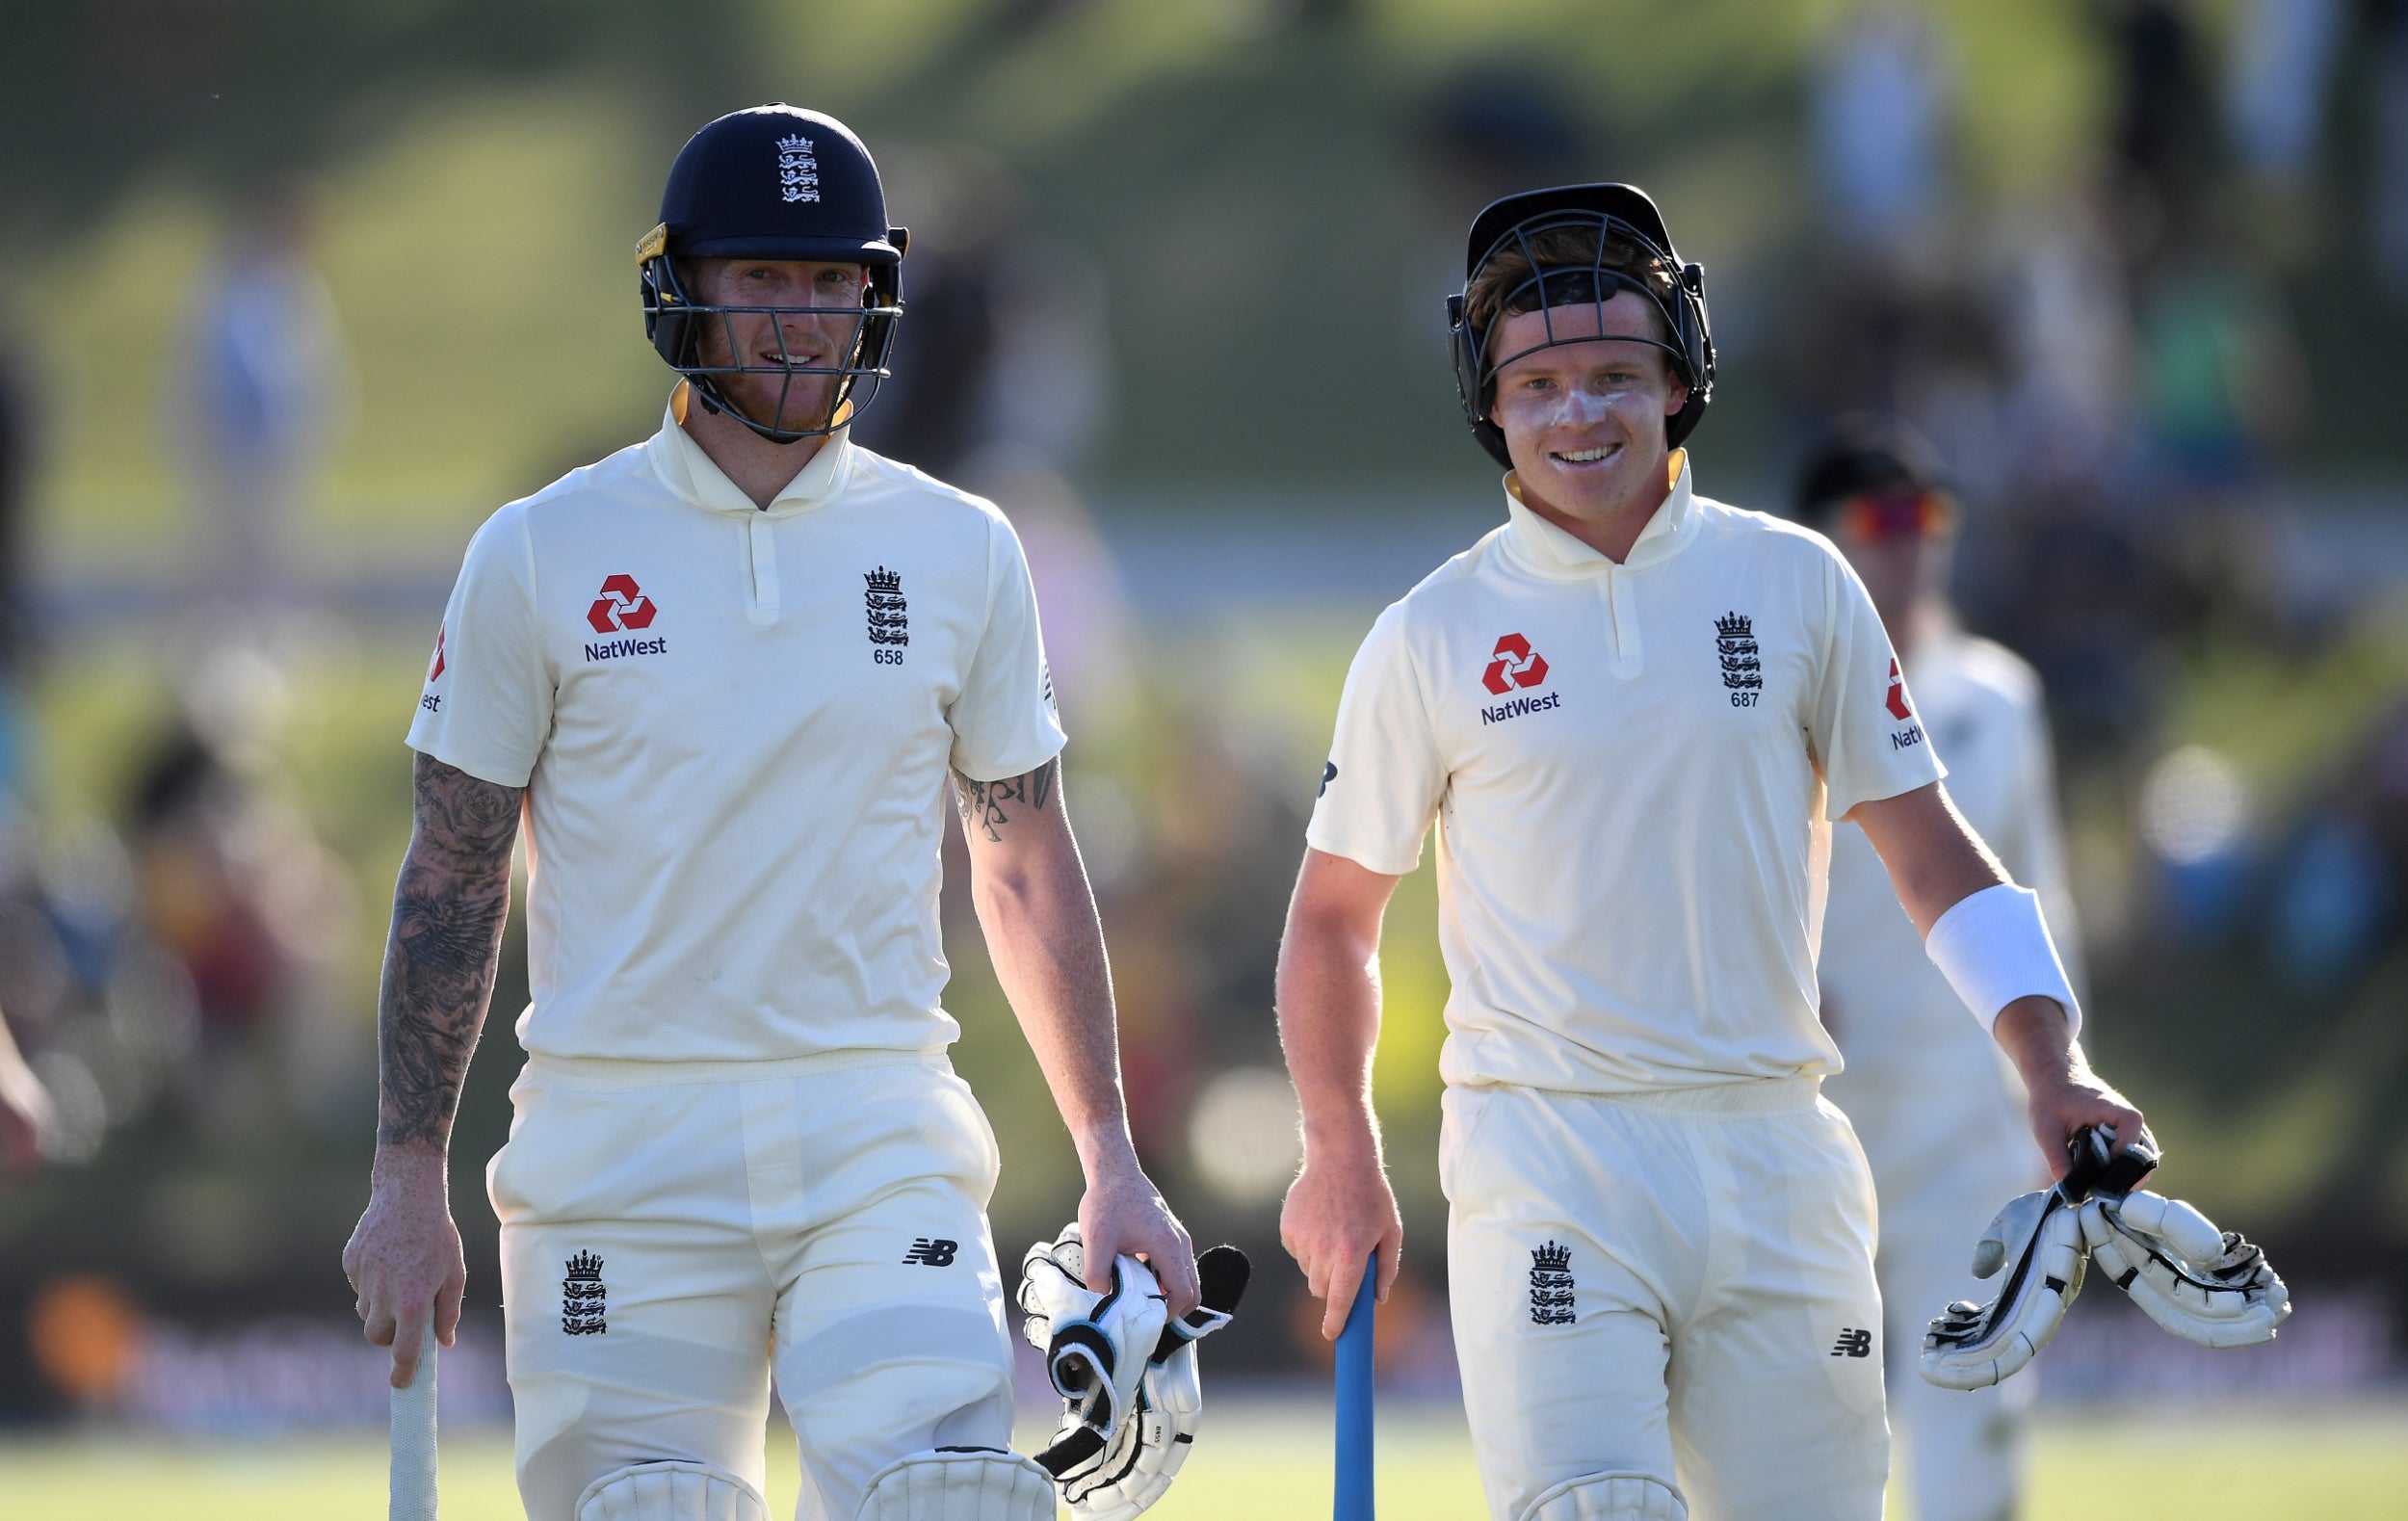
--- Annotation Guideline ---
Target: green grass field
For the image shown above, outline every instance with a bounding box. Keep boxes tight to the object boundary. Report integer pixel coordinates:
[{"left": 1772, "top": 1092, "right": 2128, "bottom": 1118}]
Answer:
[{"left": 5, "top": 1401, "right": 2406, "bottom": 1520}]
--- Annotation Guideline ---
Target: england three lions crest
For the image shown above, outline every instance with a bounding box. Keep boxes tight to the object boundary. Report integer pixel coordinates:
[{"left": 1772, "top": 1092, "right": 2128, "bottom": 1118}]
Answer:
[
  {"left": 562, "top": 1250, "right": 607, "bottom": 1335},
  {"left": 776, "top": 134, "right": 821, "bottom": 204},
  {"left": 1715, "top": 612, "right": 1764, "bottom": 705},
  {"left": 1529, "top": 1241, "right": 1576, "bottom": 1325}
]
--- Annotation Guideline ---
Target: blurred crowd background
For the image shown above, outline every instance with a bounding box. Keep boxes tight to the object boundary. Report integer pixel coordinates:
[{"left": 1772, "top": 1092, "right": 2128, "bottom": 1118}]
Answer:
[{"left": 2, "top": 0, "right": 2406, "bottom": 1436}]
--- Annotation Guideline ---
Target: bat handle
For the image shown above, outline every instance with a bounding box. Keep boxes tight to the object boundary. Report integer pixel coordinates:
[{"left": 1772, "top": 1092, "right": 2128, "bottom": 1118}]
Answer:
[
  {"left": 389, "top": 1322, "right": 440, "bottom": 1521},
  {"left": 1333, "top": 1255, "right": 1376, "bottom": 1521}
]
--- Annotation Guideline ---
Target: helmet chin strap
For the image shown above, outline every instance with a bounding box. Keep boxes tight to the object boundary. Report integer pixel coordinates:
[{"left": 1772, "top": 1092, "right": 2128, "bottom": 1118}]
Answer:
[{"left": 688, "top": 372, "right": 848, "bottom": 445}]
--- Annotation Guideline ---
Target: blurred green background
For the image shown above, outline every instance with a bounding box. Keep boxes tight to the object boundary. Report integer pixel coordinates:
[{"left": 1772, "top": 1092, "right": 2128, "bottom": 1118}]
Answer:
[{"left": 2, "top": 0, "right": 2406, "bottom": 1513}]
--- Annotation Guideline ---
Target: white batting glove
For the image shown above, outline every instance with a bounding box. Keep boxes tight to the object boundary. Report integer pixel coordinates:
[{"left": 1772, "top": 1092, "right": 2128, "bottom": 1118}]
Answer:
[
  {"left": 1018, "top": 1223, "right": 1170, "bottom": 1446},
  {"left": 1033, "top": 1245, "right": 1249, "bottom": 1521},
  {"left": 1920, "top": 1187, "right": 2088, "bottom": 1390},
  {"left": 2080, "top": 1191, "right": 2290, "bottom": 1349}
]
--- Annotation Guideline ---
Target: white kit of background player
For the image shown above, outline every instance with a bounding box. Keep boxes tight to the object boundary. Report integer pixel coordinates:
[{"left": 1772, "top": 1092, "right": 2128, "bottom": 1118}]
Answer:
[
  {"left": 343, "top": 105, "right": 1198, "bottom": 1521},
  {"left": 1800, "top": 424, "right": 2078, "bottom": 1521},
  {"left": 1275, "top": 185, "right": 2151, "bottom": 1521}
]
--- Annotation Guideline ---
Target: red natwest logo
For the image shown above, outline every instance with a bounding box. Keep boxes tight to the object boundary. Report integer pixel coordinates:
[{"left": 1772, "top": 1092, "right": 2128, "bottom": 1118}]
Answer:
[
  {"left": 1885, "top": 658, "right": 1914, "bottom": 721},
  {"left": 427, "top": 626, "right": 447, "bottom": 682},
  {"left": 588, "top": 574, "right": 659, "bottom": 635},
  {"left": 1482, "top": 633, "right": 1549, "bottom": 695}
]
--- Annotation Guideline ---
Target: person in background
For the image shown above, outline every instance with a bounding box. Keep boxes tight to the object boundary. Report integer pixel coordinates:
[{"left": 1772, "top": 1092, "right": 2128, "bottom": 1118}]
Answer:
[{"left": 1803, "top": 417, "right": 2082, "bottom": 1521}]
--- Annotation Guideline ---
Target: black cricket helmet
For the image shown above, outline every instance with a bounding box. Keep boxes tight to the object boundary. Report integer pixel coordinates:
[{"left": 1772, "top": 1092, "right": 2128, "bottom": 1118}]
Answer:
[
  {"left": 639, "top": 104, "right": 908, "bottom": 443},
  {"left": 1446, "top": 183, "right": 1714, "bottom": 468}
]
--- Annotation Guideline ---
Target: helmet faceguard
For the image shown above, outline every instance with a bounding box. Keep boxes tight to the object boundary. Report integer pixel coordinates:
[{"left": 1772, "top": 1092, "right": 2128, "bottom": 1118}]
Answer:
[
  {"left": 640, "top": 223, "right": 904, "bottom": 443},
  {"left": 639, "top": 105, "right": 909, "bottom": 445},
  {"left": 1447, "top": 184, "right": 1715, "bottom": 468}
]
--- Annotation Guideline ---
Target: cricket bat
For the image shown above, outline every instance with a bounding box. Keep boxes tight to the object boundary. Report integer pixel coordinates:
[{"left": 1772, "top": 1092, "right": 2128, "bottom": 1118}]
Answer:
[
  {"left": 390, "top": 1322, "right": 439, "bottom": 1521},
  {"left": 1333, "top": 1256, "right": 1376, "bottom": 1521}
]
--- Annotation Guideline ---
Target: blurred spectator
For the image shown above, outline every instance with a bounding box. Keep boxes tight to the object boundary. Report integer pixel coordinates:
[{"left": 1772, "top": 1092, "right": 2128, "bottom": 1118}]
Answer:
[
  {"left": 851, "top": 148, "right": 1112, "bottom": 480},
  {"left": 167, "top": 180, "right": 351, "bottom": 611},
  {"left": 1811, "top": 4, "right": 1953, "bottom": 255},
  {"left": 0, "top": 1000, "right": 55, "bottom": 1177},
  {"left": 2376, "top": 3, "right": 2408, "bottom": 303},
  {"left": 2098, "top": 0, "right": 2218, "bottom": 239},
  {"left": 2225, "top": 0, "right": 2347, "bottom": 192},
  {"left": 0, "top": 308, "right": 33, "bottom": 800}
]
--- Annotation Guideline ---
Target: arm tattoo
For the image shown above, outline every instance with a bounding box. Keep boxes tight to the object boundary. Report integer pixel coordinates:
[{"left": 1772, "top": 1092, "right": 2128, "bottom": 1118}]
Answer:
[
  {"left": 953, "top": 757, "right": 1058, "bottom": 844},
  {"left": 376, "top": 754, "right": 522, "bottom": 1150}
]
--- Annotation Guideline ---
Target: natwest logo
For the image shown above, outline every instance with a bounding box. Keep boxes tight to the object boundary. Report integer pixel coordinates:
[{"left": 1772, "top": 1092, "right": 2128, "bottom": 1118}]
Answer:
[
  {"left": 427, "top": 626, "right": 447, "bottom": 682},
  {"left": 1482, "top": 633, "right": 1549, "bottom": 695},
  {"left": 1885, "top": 658, "right": 1914, "bottom": 721},
  {"left": 587, "top": 574, "right": 659, "bottom": 635}
]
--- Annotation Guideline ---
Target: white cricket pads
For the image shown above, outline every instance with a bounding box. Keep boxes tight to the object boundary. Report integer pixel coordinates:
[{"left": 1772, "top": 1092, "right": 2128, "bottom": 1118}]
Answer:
[
  {"left": 1518, "top": 1471, "right": 1688, "bottom": 1521},
  {"left": 2080, "top": 1191, "right": 2290, "bottom": 1349},
  {"left": 1019, "top": 1221, "right": 1169, "bottom": 1444},
  {"left": 1920, "top": 1188, "right": 2087, "bottom": 1390},
  {"left": 855, "top": 1449, "right": 1056, "bottom": 1521},
  {"left": 578, "top": 1460, "right": 769, "bottom": 1521},
  {"left": 1034, "top": 1243, "right": 1249, "bottom": 1521}
]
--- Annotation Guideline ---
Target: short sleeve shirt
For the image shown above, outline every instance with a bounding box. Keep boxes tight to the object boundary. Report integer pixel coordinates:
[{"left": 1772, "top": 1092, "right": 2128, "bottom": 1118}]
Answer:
[
  {"left": 1821, "top": 629, "right": 2079, "bottom": 1114},
  {"left": 406, "top": 396, "right": 1063, "bottom": 1062},
  {"left": 1306, "top": 456, "right": 1943, "bottom": 1093}
]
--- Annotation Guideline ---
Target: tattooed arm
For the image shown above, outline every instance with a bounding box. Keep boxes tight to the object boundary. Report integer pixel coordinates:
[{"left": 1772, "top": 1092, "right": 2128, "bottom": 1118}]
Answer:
[
  {"left": 952, "top": 759, "right": 1199, "bottom": 1315},
  {"left": 342, "top": 752, "right": 522, "bottom": 1386}
]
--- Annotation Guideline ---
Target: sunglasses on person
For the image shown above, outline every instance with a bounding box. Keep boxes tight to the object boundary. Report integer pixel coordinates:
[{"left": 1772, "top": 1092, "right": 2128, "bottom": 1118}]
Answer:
[{"left": 1836, "top": 490, "right": 1955, "bottom": 541}]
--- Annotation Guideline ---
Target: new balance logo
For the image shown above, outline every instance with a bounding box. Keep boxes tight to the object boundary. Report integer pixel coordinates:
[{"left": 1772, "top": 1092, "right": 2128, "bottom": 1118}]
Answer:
[
  {"left": 902, "top": 1238, "right": 958, "bottom": 1267},
  {"left": 1831, "top": 1326, "right": 1872, "bottom": 1358},
  {"left": 1529, "top": 1241, "right": 1576, "bottom": 1325},
  {"left": 562, "top": 1250, "right": 607, "bottom": 1335}
]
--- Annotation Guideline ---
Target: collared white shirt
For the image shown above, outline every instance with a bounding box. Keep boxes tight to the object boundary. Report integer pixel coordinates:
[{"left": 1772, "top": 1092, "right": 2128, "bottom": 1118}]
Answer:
[
  {"left": 1822, "top": 626, "right": 2081, "bottom": 1122},
  {"left": 1306, "top": 454, "right": 1944, "bottom": 1093},
  {"left": 406, "top": 389, "right": 1062, "bottom": 1063}
]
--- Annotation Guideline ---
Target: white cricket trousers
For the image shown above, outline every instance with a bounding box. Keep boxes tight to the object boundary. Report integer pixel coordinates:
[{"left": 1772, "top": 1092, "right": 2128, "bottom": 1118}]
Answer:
[
  {"left": 1828, "top": 1064, "right": 2041, "bottom": 1521},
  {"left": 487, "top": 1051, "right": 1018, "bottom": 1521},
  {"left": 1443, "top": 1078, "right": 1889, "bottom": 1521}
]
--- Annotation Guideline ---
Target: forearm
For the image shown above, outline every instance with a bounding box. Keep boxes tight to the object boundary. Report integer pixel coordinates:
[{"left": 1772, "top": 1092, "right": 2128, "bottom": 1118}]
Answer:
[
  {"left": 974, "top": 837, "right": 1135, "bottom": 1173},
  {"left": 375, "top": 756, "right": 521, "bottom": 1158},
  {"left": 1274, "top": 914, "right": 1384, "bottom": 1163},
  {"left": 1993, "top": 996, "right": 2085, "bottom": 1086}
]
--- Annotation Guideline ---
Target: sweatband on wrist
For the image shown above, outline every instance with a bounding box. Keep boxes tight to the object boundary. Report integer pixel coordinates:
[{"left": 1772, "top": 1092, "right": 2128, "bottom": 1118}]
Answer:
[{"left": 1924, "top": 882, "right": 2081, "bottom": 1037}]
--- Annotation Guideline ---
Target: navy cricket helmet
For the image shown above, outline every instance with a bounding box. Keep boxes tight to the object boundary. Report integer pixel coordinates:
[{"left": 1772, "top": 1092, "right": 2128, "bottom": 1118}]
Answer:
[
  {"left": 639, "top": 104, "right": 909, "bottom": 443},
  {"left": 1446, "top": 183, "right": 1715, "bottom": 467}
]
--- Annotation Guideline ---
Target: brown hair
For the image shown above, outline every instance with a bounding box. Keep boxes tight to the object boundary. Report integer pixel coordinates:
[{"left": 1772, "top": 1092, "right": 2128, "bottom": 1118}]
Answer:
[{"left": 1464, "top": 223, "right": 1677, "bottom": 363}]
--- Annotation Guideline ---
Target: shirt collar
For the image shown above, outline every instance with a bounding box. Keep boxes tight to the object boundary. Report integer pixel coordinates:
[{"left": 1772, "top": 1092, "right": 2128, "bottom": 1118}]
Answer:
[
  {"left": 645, "top": 382, "right": 854, "bottom": 517},
  {"left": 1499, "top": 449, "right": 1698, "bottom": 576}
]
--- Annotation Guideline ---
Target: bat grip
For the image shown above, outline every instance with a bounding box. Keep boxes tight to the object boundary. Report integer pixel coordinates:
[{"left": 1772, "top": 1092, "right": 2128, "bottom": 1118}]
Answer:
[
  {"left": 1333, "top": 1255, "right": 1376, "bottom": 1521},
  {"left": 389, "top": 1322, "right": 440, "bottom": 1521}
]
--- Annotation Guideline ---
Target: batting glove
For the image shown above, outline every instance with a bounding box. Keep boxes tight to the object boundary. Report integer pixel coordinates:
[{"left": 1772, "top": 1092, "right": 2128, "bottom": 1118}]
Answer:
[
  {"left": 1033, "top": 1245, "right": 1249, "bottom": 1521},
  {"left": 2080, "top": 1190, "right": 2290, "bottom": 1349},
  {"left": 1018, "top": 1223, "right": 1170, "bottom": 1447}
]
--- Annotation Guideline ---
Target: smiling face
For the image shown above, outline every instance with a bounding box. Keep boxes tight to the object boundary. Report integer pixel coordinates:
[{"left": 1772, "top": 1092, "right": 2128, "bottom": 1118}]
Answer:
[
  {"left": 688, "top": 257, "right": 876, "bottom": 433},
  {"left": 1488, "top": 291, "right": 1689, "bottom": 527}
]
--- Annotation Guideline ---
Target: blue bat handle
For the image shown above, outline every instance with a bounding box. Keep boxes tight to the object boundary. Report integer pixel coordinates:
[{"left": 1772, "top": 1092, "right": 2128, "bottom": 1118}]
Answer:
[{"left": 1334, "top": 1256, "right": 1376, "bottom": 1521}]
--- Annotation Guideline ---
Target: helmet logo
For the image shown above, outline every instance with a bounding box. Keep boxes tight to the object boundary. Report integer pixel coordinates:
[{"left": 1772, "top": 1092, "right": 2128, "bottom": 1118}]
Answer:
[
  {"left": 776, "top": 134, "right": 821, "bottom": 204},
  {"left": 587, "top": 574, "right": 660, "bottom": 635}
]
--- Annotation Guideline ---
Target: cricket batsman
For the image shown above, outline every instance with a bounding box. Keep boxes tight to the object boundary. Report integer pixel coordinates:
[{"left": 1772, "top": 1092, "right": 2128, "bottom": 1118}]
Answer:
[
  {"left": 1804, "top": 420, "right": 2074, "bottom": 1521},
  {"left": 342, "top": 104, "right": 1196, "bottom": 1521},
  {"left": 1276, "top": 184, "right": 2148, "bottom": 1520}
]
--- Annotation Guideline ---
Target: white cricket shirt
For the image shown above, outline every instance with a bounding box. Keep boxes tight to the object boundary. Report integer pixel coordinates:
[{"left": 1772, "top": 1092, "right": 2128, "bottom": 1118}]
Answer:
[
  {"left": 1820, "top": 628, "right": 2082, "bottom": 1120},
  {"left": 406, "top": 391, "right": 1063, "bottom": 1063},
  {"left": 1306, "top": 455, "right": 1945, "bottom": 1093}
]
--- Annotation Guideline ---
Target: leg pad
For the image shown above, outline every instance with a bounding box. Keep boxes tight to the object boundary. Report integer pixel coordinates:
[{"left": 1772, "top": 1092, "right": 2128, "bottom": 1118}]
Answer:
[
  {"left": 1519, "top": 1471, "right": 1688, "bottom": 1521},
  {"left": 855, "top": 1447, "right": 1058, "bottom": 1521},
  {"left": 577, "top": 1460, "right": 769, "bottom": 1521}
]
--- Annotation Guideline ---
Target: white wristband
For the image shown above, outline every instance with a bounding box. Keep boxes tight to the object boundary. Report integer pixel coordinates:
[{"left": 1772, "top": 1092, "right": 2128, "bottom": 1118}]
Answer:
[{"left": 1924, "top": 883, "right": 2081, "bottom": 1037}]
